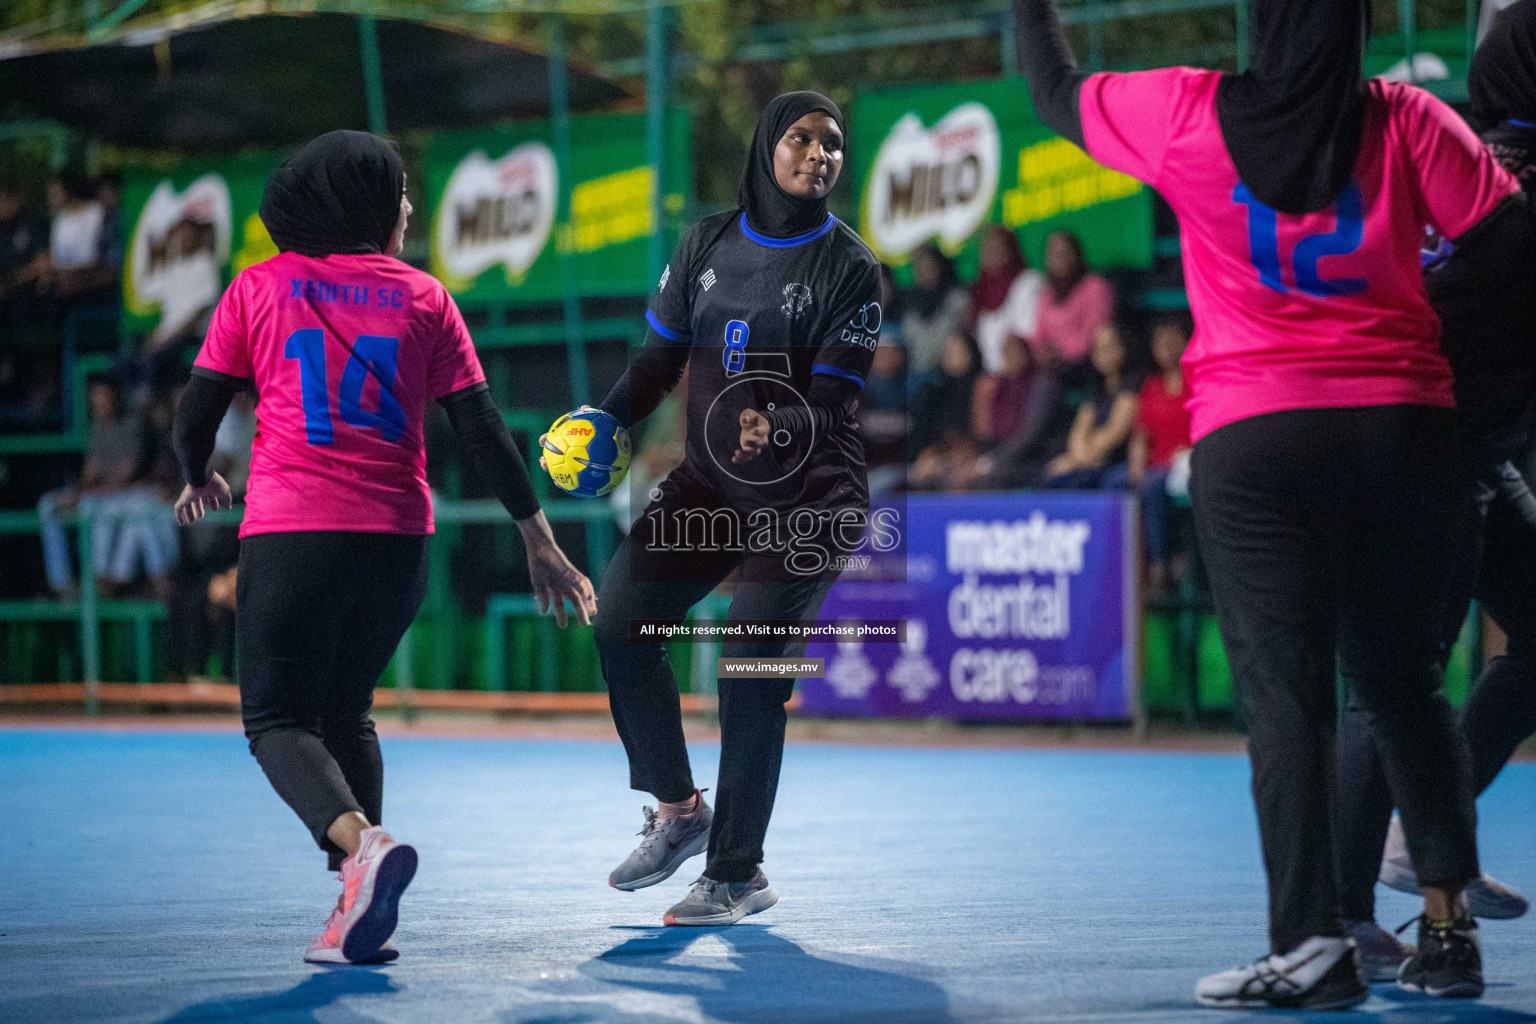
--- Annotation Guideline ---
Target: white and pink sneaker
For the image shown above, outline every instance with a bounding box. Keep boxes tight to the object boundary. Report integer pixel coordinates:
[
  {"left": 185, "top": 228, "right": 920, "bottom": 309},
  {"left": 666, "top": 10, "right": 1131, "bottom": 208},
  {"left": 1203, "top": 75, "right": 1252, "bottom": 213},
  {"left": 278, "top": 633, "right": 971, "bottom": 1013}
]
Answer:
[{"left": 304, "top": 827, "right": 417, "bottom": 964}]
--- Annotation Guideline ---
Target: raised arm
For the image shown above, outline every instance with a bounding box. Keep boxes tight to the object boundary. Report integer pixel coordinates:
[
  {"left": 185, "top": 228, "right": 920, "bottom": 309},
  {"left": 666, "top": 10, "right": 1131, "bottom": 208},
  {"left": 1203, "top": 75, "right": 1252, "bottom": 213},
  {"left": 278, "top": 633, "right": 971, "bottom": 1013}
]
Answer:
[{"left": 1013, "top": 0, "right": 1088, "bottom": 147}]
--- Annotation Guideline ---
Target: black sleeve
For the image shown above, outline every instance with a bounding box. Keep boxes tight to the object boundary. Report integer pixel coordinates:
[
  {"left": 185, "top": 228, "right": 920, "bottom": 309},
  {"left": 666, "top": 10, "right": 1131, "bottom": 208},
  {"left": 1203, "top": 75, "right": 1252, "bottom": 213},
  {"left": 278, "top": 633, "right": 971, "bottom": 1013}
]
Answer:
[
  {"left": 173, "top": 367, "right": 245, "bottom": 487},
  {"left": 440, "top": 382, "right": 541, "bottom": 521},
  {"left": 600, "top": 230, "right": 697, "bottom": 428},
  {"left": 598, "top": 332, "right": 691, "bottom": 429},
  {"left": 1013, "top": 0, "right": 1088, "bottom": 148},
  {"left": 762, "top": 374, "right": 862, "bottom": 449}
]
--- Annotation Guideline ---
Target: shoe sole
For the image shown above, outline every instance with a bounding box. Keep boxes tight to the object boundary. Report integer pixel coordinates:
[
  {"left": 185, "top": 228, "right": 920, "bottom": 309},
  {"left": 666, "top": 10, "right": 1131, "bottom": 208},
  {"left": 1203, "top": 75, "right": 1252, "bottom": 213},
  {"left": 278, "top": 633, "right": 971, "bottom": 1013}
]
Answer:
[
  {"left": 1398, "top": 979, "right": 1484, "bottom": 999},
  {"left": 610, "top": 827, "right": 709, "bottom": 892},
  {"left": 1379, "top": 859, "right": 1422, "bottom": 898},
  {"left": 1379, "top": 864, "right": 1527, "bottom": 920},
  {"left": 1196, "top": 985, "right": 1368, "bottom": 1011},
  {"left": 1466, "top": 881, "right": 1528, "bottom": 921},
  {"left": 341, "top": 844, "right": 417, "bottom": 964},
  {"left": 663, "top": 885, "right": 779, "bottom": 926}
]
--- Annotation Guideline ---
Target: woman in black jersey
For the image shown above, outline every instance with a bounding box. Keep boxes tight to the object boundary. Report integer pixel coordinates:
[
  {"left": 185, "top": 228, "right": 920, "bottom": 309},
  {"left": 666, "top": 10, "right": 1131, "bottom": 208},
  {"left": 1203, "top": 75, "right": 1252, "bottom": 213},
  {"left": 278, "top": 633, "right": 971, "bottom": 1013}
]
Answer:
[
  {"left": 589, "top": 92, "right": 881, "bottom": 926},
  {"left": 1334, "top": 0, "right": 1536, "bottom": 978}
]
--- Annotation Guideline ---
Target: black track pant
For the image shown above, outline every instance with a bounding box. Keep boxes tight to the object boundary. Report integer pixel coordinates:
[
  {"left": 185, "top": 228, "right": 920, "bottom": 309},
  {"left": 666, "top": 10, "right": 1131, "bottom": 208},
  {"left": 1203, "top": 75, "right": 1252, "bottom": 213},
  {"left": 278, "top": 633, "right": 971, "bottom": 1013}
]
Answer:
[
  {"left": 1191, "top": 406, "right": 1479, "bottom": 954},
  {"left": 594, "top": 468, "right": 842, "bottom": 883},
  {"left": 1336, "top": 462, "right": 1536, "bottom": 920},
  {"left": 238, "top": 531, "right": 429, "bottom": 871}
]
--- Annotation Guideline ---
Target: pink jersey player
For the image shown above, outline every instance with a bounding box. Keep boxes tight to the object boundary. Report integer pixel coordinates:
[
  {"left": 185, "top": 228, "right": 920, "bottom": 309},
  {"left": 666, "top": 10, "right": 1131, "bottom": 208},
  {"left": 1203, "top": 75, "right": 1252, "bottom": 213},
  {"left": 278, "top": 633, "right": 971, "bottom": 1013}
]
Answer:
[
  {"left": 195, "top": 250, "right": 484, "bottom": 536},
  {"left": 1078, "top": 69, "right": 1518, "bottom": 442}
]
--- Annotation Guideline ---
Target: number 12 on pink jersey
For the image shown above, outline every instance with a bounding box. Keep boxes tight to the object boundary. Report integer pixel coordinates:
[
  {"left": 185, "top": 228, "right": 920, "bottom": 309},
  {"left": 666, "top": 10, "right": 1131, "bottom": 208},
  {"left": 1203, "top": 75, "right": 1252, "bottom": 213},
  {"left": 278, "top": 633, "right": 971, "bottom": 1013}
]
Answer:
[{"left": 284, "top": 329, "right": 407, "bottom": 445}]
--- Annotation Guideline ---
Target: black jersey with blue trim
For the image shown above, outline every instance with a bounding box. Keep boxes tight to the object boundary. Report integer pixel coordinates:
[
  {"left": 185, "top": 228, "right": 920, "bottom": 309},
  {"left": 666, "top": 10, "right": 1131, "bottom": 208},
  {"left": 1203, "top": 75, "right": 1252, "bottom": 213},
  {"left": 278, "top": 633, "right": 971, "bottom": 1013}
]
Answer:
[{"left": 647, "top": 209, "right": 882, "bottom": 511}]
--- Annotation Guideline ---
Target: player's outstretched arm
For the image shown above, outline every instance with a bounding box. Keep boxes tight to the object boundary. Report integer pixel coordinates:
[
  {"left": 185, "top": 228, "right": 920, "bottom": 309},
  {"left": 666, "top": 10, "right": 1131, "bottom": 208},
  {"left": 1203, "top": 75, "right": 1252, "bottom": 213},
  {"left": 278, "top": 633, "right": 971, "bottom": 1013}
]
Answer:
[
  {"left": 1013, "top": 0, "right": 1088, "bottom": 147},
  {"left": 440, "top": 383, "right": 597, "bottom": 627},
  {"left": 172, "top": 368, "right": 243, "bottom": 525}
]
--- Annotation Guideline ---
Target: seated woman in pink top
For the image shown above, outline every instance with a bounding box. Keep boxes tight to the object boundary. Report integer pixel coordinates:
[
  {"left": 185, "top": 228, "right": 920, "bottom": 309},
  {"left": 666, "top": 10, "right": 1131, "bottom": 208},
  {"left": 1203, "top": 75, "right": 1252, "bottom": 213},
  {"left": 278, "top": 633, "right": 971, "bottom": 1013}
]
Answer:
[
  {"left": 1017, "top": 0, "right": 1521, "bottom": 1006},
  {"left": 1030, "top": 229, "right": 1113, "bottom": 385}
]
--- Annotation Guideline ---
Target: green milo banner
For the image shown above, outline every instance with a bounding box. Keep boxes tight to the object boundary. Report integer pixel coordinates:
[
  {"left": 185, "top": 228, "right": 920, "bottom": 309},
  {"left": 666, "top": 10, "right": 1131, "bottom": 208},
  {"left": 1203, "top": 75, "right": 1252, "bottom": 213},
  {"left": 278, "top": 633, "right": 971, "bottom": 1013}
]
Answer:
[
  {"left": 854, "top": 79, "right": 1153, "bottom": 280},
  {"left": 425, "top": 109, "right": 691, "bottom": 304},
  {"left": 120, "top": 153, "right": 282, "bottom": 336}
]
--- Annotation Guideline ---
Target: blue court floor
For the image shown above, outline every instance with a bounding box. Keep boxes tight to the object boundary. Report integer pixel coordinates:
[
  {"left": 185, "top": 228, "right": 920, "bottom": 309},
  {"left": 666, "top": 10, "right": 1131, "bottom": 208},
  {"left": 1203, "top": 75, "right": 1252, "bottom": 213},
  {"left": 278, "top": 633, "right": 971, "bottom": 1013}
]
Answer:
[{"left": 1, "top": 728, "right": 1533, "bottom": 1024}]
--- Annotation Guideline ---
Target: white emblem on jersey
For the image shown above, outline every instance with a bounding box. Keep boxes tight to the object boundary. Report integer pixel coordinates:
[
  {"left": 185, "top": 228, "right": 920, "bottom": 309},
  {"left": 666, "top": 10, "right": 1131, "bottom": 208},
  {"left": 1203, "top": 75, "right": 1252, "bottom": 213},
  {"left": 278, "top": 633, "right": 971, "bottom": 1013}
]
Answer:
[
  {"left": 850, "top": 301, "right": 882, "bottom": 333},
  {"left": 658, "top": 265, "right": 670, "bottom": 292},
  {"left": 701, "top": 268, "right": 717, "bottom": 291},
  {"left": 781, "top": 283, "right": 814, "bottom": 320}
]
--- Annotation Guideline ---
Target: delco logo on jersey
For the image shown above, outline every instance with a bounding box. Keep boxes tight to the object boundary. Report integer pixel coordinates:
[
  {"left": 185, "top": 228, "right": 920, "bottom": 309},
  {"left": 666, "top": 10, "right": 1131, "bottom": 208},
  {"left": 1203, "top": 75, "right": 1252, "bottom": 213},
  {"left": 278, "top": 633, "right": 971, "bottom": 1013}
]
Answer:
[
  {"left": 124, "top": 173, "right": 232, "bottom": 332},
  {"left": 861, "top": 103, "right": 1000, "bottom": 263},
  {"left": 432, "top": 143, "right": 557, "bottom": 290},
  {"left": 840, "top": 301, "right": 882, "bottom": 351}
]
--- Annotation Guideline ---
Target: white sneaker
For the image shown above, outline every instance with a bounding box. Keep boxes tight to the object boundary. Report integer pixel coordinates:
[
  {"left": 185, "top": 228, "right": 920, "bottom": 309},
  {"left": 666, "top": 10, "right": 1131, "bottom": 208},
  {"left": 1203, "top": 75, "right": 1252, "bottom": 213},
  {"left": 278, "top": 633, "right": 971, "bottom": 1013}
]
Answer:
[
  {"left": 1195, "top": 936, "right": 1367, "bottom": 1010},
  {"left": 303, "top": 827, "right": 417, "bottom": 964},
  {"left": 1379, "top": 814, "right": 1527, "bottom": 919}
]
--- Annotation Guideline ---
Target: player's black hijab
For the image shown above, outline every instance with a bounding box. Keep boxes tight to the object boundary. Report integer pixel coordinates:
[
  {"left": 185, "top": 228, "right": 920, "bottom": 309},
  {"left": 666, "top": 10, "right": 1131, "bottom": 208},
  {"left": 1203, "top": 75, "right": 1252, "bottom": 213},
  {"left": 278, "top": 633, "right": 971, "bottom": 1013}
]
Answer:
[
  {"left": 1472, "top": 0, "right": 1536, "bottom": 130},
  {"left": 1215, "top": 0, "right": 1369, "bottom": 215},
  {"left": 739, "top": 91, "right": 845, "bottom": 238},
  {"left": 260, "top": 130, "right": 405, "bottom": 257}
]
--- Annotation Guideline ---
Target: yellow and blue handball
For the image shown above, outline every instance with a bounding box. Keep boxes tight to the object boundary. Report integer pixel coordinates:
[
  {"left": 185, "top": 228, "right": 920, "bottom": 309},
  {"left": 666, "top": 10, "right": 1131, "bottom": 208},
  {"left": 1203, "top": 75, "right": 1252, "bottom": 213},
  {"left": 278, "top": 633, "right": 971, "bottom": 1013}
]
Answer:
[{"left": 542, "top": 407, "right": 631, "bottom": 498}]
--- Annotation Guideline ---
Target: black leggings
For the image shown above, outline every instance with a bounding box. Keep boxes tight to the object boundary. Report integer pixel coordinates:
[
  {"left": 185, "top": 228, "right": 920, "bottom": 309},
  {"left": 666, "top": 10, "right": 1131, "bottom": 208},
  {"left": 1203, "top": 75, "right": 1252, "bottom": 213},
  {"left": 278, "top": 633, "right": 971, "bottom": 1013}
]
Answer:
[
  {"left": 1191, "top": 406, "right": 1479, "bottom": 954},
  {"left": 237, "top": 531, "right": 428, "bottom": 871},
  {"left": 594, "top": 466, "right": 842, "bottom": 883},
  {"left": 1335, "top": 461, "right": 1536, "bottom": 921}
]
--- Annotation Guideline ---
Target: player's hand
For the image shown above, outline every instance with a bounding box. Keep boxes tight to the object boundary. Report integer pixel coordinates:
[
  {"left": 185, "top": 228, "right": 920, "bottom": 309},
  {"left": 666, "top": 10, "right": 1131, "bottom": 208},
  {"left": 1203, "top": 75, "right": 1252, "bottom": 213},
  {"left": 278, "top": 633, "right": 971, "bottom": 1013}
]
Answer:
[
  {"left": 733, "top": 408, "right": 770, "bottom": 464},
  {"left": 518, "top": 510, "right": 597, "bottom": 627},
  {"left": 174, "top": 473, "right": 232, "bottom": 526}
]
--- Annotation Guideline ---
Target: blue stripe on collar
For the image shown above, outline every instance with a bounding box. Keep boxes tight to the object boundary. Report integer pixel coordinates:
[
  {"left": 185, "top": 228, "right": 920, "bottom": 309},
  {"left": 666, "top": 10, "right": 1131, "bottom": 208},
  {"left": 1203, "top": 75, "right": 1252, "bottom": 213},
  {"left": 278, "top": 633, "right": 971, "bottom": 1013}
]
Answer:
[{"left": 739, "top": 212, "right": 838, "bottom": 248}]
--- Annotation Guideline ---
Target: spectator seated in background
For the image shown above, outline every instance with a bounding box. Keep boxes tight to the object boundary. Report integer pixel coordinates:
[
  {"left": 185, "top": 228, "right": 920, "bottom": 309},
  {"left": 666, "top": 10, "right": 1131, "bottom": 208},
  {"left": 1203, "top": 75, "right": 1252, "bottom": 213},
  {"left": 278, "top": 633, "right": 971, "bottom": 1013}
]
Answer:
[
  {"left": 860, "top": 339, "right": 908, "bottom": 493},
  {"left": 41, "top": 171, "right": 119, "bottom": 309},
  {"left": 1038, "top": 322, "right": 1138, "bottom": 489},
  {"left": 970, "top": 225, "right": 1043, "bottom": 374},
  {"left": 0, "top": 176, "right": 56, "bottom": 429},
  {"left": 909, "top": 330, "right": 982, "bottom": 490},
  {"left": 963, "top": 334, "right": 1067, "bottom": 490},
  {"left": 1032, "top": 229, "right": 1114, "bottom": 390},
  {"left": 1129, "top": 314, "right": 1194, "bottom": 592},
  {"left": 36, "top": 376, "right": 178, "bottom": 598},
  {"left": 126, "top": 213, "right": 223, "bottom": 403},
  {"left": 901, "top": 242, "right": 970, "bottom": 389}
]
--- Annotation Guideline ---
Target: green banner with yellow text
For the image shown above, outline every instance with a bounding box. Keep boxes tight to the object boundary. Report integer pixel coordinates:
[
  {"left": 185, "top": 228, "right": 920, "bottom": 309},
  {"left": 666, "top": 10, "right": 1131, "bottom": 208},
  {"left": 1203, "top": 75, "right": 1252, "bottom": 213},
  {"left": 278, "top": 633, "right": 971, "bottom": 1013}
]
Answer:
[
  {"left": 425, "top": 109, "right": 691, "bottom": 304},
  {"left": 853, "top": 79, "right": 1152, "bottom": 281}
]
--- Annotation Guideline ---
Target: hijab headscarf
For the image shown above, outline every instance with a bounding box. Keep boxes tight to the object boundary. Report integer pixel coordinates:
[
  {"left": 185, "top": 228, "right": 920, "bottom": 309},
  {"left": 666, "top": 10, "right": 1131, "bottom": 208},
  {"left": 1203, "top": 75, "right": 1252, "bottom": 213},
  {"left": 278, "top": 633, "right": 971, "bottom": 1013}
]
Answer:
[
  {"left": 260, "top": 130, "right": 405, "bottom": 257},
  {"left": 1215, "top": 0, "right": 1369, "bottom": 215},
  {"left": 906, "top": 242, "right": 959, "bottom": 319},
  {"left": 970, "top": 225, "right": 1027, "bottom": 321},
  {"left": 738, "top": 91, "right": 844, "bottom": 238},
  {"left": 1472, "top": 0, "right": 1536, "bottom": 130}
]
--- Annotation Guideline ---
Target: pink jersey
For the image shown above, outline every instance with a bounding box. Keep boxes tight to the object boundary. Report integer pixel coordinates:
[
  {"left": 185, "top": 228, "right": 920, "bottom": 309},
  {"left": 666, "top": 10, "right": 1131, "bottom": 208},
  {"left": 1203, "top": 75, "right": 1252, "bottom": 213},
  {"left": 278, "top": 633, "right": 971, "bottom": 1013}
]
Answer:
[
  {"left": 1079, "top": 69, "right": 1519, "bottom": 442},
  {"left": 195, "top": 251, "right": 484, "bottom": 537}
]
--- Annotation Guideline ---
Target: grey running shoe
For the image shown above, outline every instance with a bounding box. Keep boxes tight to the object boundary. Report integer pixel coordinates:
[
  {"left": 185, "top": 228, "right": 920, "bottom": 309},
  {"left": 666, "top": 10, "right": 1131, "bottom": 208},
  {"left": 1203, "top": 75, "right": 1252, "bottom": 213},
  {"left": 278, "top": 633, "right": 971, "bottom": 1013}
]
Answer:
[
  {"left": 608, "top": 794, "right": 712, "bottom": 891},
  {"left": 1194, "top": 936, "right": 1367, "bottom": 1010},
  {"left": 1379, "top": 814, "right": 1528, "bottom": 919},
  {"left": 663, "top": 871, "right": 779, "bottom": 927},
  {"left": 1344, "top": 918, "right": 1414, "bottom": 983}
]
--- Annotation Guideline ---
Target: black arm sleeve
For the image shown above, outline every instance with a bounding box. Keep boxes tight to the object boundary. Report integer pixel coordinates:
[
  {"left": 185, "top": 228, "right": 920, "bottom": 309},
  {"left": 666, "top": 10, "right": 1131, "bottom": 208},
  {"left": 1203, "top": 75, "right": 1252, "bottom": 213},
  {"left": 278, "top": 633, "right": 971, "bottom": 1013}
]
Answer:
[
  {"left": 761, "top": 374, "right": 862, "bottom": 450},
  {"left": 598, "top": 328, "right": 691, "bottom": 429},
  {"left": 440, "top": 382, "right": 542, "bottom": 522},
  {"left": 173, "top": 367, "right": 245, "bottom": 487},
  {"left": 1013, "top": 0, "right": 1088, "bottom": 147}
]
